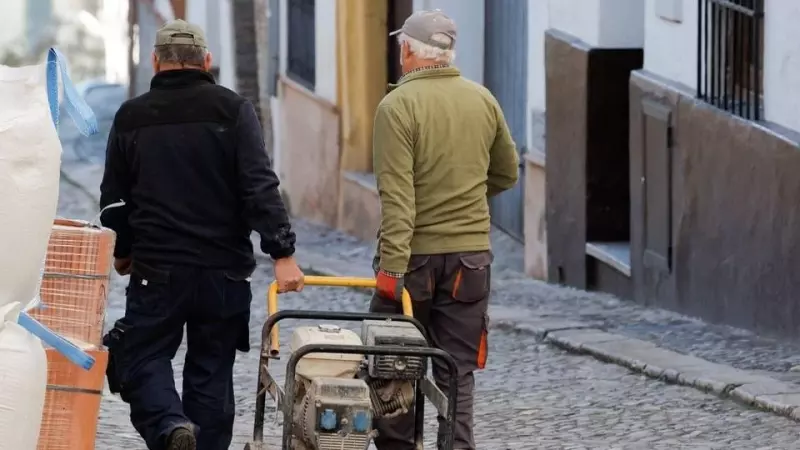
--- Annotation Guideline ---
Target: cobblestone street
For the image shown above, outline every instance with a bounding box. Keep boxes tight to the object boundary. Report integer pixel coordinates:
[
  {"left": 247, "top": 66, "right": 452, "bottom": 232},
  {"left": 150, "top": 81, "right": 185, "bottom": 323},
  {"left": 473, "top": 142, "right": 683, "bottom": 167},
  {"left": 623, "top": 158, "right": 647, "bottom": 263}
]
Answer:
[
  {"left": 94, "top": 273, "right": 798, "bottom": 449},
  {"left": 57, "top": 171, "right": 800, "bottom": 449}
]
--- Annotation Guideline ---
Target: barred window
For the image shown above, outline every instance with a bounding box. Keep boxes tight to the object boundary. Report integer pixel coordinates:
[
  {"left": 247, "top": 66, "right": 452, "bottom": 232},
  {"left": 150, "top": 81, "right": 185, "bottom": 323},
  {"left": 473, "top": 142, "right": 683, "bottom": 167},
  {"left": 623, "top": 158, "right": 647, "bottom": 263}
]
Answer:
[
  {"left": 287, "top": 0, "right": 316, "bottom": 90},
  {"left": 697, "top": 0, "right": 764, "bottom": 120}
]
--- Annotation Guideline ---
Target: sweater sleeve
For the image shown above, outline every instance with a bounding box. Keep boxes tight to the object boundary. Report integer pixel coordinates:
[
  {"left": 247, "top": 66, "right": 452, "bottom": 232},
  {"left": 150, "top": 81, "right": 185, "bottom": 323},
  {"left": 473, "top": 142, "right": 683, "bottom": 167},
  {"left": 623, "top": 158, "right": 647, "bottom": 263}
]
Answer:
[
  {"left": 373, "top": 103, "right": 415, "bottom": 274},
  {"left": 487, "top": 100, "right": 520, "bottom": 197}
]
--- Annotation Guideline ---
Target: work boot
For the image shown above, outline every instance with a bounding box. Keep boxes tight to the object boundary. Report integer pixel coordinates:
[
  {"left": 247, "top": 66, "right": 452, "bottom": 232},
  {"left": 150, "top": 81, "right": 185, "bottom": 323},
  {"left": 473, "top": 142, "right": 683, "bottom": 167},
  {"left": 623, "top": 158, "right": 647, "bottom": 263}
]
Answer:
[{"left": 166, "top": 425, "right": 197, "bottom": 450}]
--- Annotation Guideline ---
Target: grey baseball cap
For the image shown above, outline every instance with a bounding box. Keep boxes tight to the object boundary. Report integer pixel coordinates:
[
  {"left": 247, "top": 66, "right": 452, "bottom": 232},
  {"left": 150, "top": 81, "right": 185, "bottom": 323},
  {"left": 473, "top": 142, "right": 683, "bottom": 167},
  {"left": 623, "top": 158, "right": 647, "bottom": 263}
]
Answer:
[
  {"left": 389, "top": 9, "right": 457, "bottom": 50},
  {"left": 155, "top": 19, "right": 208, "bottom": 48}
]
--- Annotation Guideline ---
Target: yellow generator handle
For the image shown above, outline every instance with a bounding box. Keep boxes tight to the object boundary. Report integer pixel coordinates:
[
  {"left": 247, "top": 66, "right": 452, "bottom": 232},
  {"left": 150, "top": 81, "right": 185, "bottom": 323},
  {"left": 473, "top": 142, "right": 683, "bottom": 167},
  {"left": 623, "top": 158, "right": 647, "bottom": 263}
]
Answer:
[{"left": 266, "top": 276, "right": 413, "bottom": 356}]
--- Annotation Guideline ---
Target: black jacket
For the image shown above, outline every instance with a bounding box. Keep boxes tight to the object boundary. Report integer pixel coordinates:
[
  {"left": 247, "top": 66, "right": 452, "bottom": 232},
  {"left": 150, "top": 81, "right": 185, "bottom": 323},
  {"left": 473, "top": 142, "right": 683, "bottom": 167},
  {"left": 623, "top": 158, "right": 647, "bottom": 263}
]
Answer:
[{"left": 99, "top": 69, "right": 295, "bottom": 272}]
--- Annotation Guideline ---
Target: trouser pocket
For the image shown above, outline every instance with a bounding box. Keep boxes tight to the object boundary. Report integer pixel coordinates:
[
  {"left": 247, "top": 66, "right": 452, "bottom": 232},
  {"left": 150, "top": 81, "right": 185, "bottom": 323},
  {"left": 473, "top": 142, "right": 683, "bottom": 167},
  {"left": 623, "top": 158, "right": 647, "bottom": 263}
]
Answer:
[
  {"left": 451, "top": 251, "right": 493, "bottom": 304},
  {"left": 103, "top": 318, "right": 132, "bottom": 394},
  {"left": 223, "top": 272, "right": 253, "bottom": 353}
]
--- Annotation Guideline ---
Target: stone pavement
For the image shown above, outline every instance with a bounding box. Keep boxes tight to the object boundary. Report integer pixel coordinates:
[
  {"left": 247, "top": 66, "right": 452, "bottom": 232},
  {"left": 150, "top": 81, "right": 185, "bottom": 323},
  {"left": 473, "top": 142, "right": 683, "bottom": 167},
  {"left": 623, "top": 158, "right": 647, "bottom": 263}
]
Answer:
[
  {"left": 93, "top": 263, "right": 799, "bottom": 450},
  {"left": 54, "top": 167, "right": 800, "bottom": 449}
]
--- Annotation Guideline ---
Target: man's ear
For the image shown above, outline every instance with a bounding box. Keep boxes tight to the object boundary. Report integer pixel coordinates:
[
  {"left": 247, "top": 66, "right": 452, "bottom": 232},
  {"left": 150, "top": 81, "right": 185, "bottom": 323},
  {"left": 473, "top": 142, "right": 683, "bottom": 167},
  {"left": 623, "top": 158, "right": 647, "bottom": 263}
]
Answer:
[
  {"left": 151, "top": 51, "right": 159, "bottom": 73},
  {"left": 203, "top": 52, "right": 213, "bottom": 71}
]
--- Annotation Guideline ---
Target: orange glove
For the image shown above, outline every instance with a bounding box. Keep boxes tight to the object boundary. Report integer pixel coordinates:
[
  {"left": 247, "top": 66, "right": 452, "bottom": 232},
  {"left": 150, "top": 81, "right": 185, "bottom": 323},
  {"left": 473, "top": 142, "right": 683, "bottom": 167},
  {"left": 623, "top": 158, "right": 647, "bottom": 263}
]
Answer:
[{"left": 376, "top": 269, "right": 404, "bottom": 302}]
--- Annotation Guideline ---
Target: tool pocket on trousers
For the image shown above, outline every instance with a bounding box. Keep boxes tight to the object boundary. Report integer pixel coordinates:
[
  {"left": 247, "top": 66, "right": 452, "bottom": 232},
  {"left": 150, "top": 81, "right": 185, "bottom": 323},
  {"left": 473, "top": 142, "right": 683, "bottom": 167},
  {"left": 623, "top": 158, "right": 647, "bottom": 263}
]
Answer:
[
  {"left": 235, "top": 310, "right": 251, "bottom": 353},
  {"left": 452, "top": 251, "right": 493, "bottom": 303},
  {"left": 477, "top": 312, "right": 489, "bottom": 370},
  {"left": 223, "top": 274, "right": 253, "bottom": 352},
  {"left": 103, "top": 319, "right": 131, "bottom": 393},
  {"left": 404, "top": 255, "right": 433, "bottom": 303}
]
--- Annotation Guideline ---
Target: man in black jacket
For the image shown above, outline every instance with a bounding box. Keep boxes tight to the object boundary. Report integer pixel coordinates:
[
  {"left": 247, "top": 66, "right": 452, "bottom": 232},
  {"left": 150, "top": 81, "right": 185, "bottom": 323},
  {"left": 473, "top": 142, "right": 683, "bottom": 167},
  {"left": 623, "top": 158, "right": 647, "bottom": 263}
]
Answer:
[{"left": 99, "top": 20, "right": 303, "bottom": 450}]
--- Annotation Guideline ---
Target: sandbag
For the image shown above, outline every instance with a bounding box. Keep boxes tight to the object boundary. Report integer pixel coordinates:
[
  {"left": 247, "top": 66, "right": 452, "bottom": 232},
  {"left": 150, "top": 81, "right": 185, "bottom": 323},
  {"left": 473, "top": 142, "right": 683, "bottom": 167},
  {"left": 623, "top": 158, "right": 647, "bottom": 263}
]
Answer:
[
  {"left": 0, "top": 302, "right": 48, "bottom": 450},
  {"left": 0, "top": 49, "right": 97, "bottom": 312}
]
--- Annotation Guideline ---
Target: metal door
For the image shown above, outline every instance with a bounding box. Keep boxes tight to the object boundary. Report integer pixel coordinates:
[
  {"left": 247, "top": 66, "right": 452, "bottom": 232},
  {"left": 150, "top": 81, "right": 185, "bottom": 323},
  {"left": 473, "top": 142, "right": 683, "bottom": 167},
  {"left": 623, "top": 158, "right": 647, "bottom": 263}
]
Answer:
[{"left": 484, "top": 0, "right": 528, "bottom": 242}]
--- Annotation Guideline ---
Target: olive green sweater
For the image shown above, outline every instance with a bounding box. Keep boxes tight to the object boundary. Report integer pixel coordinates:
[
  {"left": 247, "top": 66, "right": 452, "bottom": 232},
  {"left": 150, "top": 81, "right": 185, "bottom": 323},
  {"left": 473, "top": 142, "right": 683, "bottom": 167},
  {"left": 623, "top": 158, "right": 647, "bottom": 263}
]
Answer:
[{"left": 373, "top": 66, "right": 519, "bottom": 274}]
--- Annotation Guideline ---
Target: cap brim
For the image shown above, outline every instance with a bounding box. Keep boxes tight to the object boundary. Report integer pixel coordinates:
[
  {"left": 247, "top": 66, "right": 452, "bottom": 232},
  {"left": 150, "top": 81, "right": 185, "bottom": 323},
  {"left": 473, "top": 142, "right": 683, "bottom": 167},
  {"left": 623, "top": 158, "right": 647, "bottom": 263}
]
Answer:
[{"left": 389, "top": 29, "right": 402, "bottom": 36}]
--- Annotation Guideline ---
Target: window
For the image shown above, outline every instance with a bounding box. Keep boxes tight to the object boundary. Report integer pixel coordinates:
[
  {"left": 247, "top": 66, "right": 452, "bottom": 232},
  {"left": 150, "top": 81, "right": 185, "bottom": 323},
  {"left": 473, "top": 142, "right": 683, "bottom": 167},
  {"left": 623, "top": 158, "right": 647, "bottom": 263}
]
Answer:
[
  {"left": 697, "top": 0, "right": 764, "bottom": 120},
  {"left": 287, "top": 0, "right": 316, "bottom": 90}
]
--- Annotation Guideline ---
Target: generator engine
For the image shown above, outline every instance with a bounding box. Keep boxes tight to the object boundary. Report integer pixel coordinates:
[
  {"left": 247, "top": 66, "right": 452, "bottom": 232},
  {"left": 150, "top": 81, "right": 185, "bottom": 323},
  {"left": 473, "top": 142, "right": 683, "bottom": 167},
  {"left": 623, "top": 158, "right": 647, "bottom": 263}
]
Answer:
[
  {"left": 296, "top": 377, "right": 372, "bottom": 450},
  {"left": 361, "top": 321, "right": 428, "bottom": 419},
  {"left": 290, "top": 325, "right": 372, "bottom": 450},
  {"left": 288, "top": 321, "right": 429, "bottom": 450}
]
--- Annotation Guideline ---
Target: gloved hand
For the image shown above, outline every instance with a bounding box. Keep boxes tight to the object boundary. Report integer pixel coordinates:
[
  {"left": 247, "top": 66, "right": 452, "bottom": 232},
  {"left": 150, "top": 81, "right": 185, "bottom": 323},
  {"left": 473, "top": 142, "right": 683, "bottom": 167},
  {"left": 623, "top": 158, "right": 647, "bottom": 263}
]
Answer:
[{"left": 376, "top": 269, "right": 405, "bottom": 302}]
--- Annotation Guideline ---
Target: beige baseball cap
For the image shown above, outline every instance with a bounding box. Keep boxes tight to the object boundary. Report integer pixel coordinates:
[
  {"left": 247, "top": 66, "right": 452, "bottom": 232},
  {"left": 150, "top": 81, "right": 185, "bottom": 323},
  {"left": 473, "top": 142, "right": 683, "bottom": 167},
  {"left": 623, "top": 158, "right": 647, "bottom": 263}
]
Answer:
[
  {"left": 389, "top": 9, "right": 457, "bottom": 50},
  {"left": 155, "top": 19, "right": 208, "bottom": 48}
]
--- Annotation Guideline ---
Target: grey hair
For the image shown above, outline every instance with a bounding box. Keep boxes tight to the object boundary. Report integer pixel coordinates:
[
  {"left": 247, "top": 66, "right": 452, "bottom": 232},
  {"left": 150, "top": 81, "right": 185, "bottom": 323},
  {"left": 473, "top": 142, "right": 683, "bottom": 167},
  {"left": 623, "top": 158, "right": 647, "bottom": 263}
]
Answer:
[
  {"left": 154, "top": 44, "right": 207, "bottom": 66},
  {"left": 398, "top": 32, "right": 456, "bottom": 64}
]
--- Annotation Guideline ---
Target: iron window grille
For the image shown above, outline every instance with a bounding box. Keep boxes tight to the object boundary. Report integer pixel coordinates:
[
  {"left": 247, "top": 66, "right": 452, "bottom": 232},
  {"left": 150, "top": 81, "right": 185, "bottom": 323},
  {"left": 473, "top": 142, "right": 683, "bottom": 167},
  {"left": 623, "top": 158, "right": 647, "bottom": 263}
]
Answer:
[
  {"left": 287, "top": 0, "right": 316, "bottom": 90},
  {"left": 697, "top": 0, "right": 764, "bottom": 120}
]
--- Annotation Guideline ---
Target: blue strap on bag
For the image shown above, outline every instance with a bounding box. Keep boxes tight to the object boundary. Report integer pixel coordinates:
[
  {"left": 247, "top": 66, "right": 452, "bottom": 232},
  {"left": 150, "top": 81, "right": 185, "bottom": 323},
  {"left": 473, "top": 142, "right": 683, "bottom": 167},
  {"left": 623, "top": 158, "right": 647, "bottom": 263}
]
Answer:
[
  {"left": 45, "top": 48, "right": 99, "bottom": 136},
  {"left": 14, "top": 48, "right": 99, "bottom": 371}
]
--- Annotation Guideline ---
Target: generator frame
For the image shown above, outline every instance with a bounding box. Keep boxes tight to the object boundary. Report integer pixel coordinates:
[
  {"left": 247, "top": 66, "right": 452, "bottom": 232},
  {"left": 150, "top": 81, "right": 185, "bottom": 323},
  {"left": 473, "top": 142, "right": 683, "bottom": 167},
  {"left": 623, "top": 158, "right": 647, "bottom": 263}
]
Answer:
[{"left": 244, "top": 276, "right": 459, "bottom": 450}]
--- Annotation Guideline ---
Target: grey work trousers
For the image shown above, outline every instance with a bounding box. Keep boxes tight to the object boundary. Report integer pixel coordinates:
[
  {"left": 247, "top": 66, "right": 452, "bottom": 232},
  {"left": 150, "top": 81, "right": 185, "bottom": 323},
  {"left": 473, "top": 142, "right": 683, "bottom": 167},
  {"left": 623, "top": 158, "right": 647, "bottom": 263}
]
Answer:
[{"left": 370, "top": 251, "right": 492, "bottom": 450}]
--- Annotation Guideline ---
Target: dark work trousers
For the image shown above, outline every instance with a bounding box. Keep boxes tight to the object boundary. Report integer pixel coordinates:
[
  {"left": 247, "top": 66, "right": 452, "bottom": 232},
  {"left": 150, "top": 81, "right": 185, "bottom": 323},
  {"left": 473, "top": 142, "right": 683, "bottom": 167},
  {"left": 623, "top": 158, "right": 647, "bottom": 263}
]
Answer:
[
  {"left": 370, "top": 251, "right": 492, "bottom": 450},
  {"left": 104, "top": 262, "right": 252, "bottom": 450}
]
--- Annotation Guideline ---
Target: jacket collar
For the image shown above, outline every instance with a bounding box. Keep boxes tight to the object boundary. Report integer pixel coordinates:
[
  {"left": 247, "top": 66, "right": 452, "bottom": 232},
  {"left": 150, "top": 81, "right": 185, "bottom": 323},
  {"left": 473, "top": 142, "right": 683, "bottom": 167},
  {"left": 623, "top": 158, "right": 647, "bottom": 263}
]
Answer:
[
  {"left": 150, "top": 69, "right": 216, "bottom": 90},
  {"left": 388, "top": 66, "right": 461, "bottom": 92}
]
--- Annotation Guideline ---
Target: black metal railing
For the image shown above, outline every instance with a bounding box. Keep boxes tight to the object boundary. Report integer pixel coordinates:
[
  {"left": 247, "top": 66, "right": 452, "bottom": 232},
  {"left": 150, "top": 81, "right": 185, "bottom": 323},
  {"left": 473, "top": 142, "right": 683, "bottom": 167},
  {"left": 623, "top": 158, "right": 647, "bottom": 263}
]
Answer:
[
  {"left": 697, "top": 0, "right": 764, "bottom": 120},
  {"left": 287, "top": 0, "right": 316, "bottom": 90}
]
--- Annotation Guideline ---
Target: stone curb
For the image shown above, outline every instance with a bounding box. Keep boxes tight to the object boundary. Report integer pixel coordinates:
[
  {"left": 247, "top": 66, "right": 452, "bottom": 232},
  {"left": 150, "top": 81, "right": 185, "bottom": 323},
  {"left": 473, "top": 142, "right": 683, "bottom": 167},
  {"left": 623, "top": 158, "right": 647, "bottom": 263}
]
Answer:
[
  {"left": 534, "top": 324, "right": 800, "bottom": 422},
  {"left": 272, "top": 242, "right": 800, "bottom": 423}
]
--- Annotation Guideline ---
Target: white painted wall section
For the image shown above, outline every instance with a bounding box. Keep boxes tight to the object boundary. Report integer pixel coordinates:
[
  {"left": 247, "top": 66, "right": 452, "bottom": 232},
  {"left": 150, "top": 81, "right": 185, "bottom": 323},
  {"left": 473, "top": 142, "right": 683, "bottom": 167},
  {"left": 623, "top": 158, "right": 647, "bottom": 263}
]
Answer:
[
  {"left": 763, "top": 1, "right": 800, "bottom": 132},
  {"left": 548, "top": 0, "right": 644, "bottom": 49},
  {"left": 643, "top": 0, "right": 697, "bottom": 90},
  {"left": 597, "top": 0, "right": 646, "bottom": 48},
  {"left": 527, "top": 0, "right": 548, "bottom": 153},
  {"left": 412, "top": 0, "right": 484, "bottom": 84},
  {"left": 314, "top": 0, "right": 337, "bottom": 104}
]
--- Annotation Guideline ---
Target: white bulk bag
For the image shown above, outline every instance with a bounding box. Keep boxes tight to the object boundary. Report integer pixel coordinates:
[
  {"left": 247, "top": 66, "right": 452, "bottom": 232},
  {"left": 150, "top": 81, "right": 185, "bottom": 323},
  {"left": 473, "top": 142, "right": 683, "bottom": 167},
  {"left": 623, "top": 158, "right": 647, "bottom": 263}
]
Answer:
[
  {"left": 0, "top": 302, "right": 47, "bottom": 450},
  {"left": 0, "top": 48, "right": 97, "bottom": 312}
]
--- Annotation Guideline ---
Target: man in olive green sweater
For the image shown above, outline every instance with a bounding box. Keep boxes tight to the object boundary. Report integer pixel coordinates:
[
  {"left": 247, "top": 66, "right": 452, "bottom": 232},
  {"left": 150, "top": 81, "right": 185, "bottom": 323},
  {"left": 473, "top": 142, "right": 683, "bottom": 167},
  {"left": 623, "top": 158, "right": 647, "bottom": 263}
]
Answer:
[{"left": 371, "top": 10, "right": 519, "bottom": 450}]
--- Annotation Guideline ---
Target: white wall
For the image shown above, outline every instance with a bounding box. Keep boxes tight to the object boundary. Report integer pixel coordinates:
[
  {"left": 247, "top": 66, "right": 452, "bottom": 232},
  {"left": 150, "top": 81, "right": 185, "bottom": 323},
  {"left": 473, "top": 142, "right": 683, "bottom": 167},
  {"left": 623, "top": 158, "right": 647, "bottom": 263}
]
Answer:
[
  {"left": 549, "top": 0, "right": 645, "bottom": 49},
  {"left": 527, "top": 0, "right": 549, "bottom": 154},
  {"left": 642, "top": 0, "right": 697, "bottom": 90},
  {"left": 763, "top": 1, "right": 800, "bottom": 132},
  {"left": 315, "top": 0, "right": 337, "bottom": 104},
  {"left": 527, "top": 0, "right": 645, "bottom": 153},
  {"left": 413, "top": 0, "right": 484, "bottom": 84}
]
